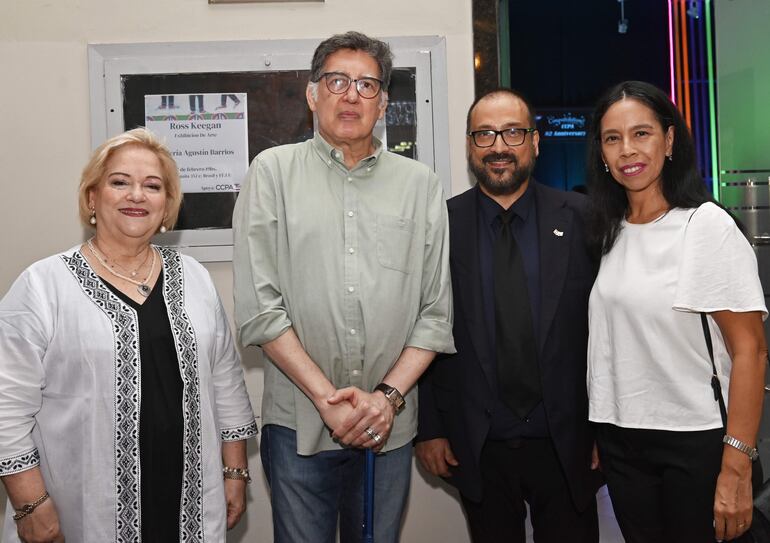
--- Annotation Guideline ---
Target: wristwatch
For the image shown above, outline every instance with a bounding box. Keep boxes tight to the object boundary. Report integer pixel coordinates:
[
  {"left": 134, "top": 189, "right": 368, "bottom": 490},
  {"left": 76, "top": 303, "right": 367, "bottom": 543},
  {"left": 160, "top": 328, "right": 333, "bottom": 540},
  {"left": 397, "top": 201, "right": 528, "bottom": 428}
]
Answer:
[
  {"left": 723, "top": 435, "right": 760, "bottom": 461},
  {"left": 374, "top": 383, "right": 405, "bottom": 414}
]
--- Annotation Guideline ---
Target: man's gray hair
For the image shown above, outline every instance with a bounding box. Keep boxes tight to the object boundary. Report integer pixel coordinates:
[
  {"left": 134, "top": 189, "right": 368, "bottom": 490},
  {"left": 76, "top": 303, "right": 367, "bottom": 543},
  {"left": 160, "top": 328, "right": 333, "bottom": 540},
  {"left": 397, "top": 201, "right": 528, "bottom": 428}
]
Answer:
[{"left": 309, "top": 31, "right": 393, "bottom": 90}]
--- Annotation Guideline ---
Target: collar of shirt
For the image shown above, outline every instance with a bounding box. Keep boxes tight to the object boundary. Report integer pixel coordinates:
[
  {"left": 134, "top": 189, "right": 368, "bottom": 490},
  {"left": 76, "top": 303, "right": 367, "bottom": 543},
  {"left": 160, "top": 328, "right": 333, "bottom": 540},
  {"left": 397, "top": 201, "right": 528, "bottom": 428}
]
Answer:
[
  {"left": 311, "top": 132, "right": 382, "bottom": 172},
  {"left": 477, "top": 182, "right": 535, "bottom": 228}
]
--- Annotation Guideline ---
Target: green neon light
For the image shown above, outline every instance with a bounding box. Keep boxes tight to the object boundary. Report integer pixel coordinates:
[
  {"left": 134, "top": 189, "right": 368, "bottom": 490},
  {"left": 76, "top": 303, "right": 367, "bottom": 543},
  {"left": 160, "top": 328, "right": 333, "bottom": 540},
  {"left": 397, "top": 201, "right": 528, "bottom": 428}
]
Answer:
[
  {"left": 498, "top": 0, "right": 511, "bottom": 87},
  {"left": 705, "top": 0, "right": 720, "bottom": 200}
]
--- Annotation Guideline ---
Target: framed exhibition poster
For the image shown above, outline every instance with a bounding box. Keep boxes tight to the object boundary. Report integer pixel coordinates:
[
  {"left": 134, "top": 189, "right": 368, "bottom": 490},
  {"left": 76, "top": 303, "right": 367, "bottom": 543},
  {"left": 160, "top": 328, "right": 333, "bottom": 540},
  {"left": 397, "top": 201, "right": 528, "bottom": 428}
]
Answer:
[{"left": 89, "top": 37, "right": 449, "bottom": 261}]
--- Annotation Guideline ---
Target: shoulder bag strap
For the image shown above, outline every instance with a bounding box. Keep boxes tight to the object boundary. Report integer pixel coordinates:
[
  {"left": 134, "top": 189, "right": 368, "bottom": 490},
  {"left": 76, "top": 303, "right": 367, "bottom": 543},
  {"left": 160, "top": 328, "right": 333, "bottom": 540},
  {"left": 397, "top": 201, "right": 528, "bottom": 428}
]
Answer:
[{"left": 702, "top": 312, "right": 728, "bottom": 428}]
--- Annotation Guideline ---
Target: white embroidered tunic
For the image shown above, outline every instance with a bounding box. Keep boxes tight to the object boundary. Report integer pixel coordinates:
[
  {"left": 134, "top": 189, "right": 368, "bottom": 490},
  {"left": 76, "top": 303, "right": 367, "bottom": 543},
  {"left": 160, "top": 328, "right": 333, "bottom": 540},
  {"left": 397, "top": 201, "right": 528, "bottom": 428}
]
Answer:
[{"left": 0, "top": 246, "right": 258, "bottom": 543}]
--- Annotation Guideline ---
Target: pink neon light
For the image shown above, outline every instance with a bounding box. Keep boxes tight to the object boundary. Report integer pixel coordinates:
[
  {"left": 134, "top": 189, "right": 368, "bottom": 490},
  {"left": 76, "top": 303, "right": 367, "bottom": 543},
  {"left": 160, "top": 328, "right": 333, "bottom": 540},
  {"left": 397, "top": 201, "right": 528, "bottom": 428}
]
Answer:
[{"left": 668, "top": 0, "right": 676, "bottom": 104}]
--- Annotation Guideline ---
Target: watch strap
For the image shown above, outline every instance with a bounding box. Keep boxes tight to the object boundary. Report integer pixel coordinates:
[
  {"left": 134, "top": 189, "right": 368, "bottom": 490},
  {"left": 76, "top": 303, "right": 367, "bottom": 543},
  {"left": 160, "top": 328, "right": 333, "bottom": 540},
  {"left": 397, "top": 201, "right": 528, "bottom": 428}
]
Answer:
[{"left": 374, "top": 383, "right": 405, "bottom": 414}]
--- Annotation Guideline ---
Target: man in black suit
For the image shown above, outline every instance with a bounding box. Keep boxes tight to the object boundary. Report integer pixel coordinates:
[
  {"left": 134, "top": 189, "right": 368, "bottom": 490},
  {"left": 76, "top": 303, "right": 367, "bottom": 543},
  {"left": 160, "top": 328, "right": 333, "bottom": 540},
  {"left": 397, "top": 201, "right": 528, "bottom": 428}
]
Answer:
[{"left": 416, "top": 88, "right": 601, "bottom": 542}]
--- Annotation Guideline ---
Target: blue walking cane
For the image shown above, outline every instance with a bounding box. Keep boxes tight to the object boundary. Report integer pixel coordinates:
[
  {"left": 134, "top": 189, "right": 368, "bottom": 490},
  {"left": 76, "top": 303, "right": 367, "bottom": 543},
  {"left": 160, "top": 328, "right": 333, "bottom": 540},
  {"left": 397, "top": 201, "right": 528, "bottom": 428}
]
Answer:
[{"left": 363, "top": 449, "right": 375, "bottom": 542}]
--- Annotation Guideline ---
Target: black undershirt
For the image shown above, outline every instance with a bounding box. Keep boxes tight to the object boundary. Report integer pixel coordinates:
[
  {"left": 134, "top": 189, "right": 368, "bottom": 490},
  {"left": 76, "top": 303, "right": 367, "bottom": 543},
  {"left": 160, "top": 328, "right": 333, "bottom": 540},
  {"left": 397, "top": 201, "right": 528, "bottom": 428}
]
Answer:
[{"left": 105, "top": 272, "right": 184, "bottom": 542}]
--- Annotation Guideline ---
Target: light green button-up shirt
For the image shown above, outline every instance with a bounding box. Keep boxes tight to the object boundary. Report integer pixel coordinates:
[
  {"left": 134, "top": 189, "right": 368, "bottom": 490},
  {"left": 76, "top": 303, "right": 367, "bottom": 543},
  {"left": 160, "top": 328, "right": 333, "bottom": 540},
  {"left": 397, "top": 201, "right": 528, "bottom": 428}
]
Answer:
[{"left": 233, "top": 133, "right": 455, "bottom": 455}]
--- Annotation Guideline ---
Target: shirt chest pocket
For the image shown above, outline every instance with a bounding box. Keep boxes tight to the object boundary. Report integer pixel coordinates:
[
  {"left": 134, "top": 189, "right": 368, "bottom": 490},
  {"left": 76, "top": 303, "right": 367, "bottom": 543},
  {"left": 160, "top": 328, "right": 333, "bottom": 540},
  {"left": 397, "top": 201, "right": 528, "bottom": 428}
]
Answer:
[{"left": 376, "top": 214, "right": 416, "bottom": 273}]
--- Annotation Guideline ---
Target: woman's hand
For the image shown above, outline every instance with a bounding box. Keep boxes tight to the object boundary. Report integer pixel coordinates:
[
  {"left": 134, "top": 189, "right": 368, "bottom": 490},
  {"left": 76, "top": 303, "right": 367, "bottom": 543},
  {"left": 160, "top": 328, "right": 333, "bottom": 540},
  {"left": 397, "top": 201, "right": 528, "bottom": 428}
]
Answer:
[
  {"left": 2, "top": 469, "right": 63, "bottom": 543},
  {"left": 710, "top": 310, "right": 766, "bottom": 540},
  {"left": 16, "top": 497, "right": 64, "bottom": 543},
  {"left": 221, "top": 440, "right": 249, "bottom": 530},
  {"left": 224, "top": 478, "right": 247, "bottom": 530},
  {"left": 713, "top": 448, "right": 753, "bottom": 541}
]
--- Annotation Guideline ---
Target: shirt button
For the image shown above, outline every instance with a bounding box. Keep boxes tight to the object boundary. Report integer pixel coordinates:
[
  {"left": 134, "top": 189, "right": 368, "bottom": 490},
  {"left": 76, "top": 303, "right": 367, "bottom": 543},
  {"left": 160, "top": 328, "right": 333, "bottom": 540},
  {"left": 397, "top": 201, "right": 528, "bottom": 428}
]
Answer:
[
  {"left": 348, "top": 286, "right": 355, "bottom": 293},
  {"left": 367, "top": 167, "right": 372, "bottom": 172},
  {"left": 350, "top": 329, "right": 357, "bottom": 335},
  {"left": 327, "top": 160, "right": 332, "bottom": 166},
  {"left": 348, "top": 247, "right": 355, "bottom": 254},
  {"left": 347, "top": 176, "right": 352, "bottom": 182},
  {"left": 348, "top": 211, "right": 354, "bottom": 217}
]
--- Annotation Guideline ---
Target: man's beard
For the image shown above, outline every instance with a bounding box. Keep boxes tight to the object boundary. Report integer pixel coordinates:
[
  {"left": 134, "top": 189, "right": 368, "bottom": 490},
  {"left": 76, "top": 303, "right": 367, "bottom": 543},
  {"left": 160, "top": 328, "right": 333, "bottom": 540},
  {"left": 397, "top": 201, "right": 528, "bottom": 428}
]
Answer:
[{"left": 469, "top": 152, "right": 535, "bottom": 196}]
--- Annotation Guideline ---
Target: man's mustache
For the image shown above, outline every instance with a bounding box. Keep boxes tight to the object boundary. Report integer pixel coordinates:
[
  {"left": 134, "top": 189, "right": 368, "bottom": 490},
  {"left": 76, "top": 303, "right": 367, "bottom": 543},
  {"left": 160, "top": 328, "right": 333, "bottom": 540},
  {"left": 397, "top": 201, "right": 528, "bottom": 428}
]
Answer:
[{"left": 483, "top": 153, "right": 518, "bottom": 165}]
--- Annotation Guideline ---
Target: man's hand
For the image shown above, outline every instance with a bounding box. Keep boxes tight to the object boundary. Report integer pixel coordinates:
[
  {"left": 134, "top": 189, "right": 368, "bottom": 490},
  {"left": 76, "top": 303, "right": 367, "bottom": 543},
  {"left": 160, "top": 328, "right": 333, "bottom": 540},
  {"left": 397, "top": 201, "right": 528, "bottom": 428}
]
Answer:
[
  {"left": 327, "top": 388, "right": 395, "bottom": 452},
  {"left": 261, "top": 329, "right": 358, "bottom": 437},
  {"left": 15, "top": 498, "right": 64, "bottom": 543},
  {"left": 315, "top": 396, "right": 357, "bottom": 435},
  {"left": 224, "top": 478, "right": 247, "bottom": 530},
  {"left": 415, "top": 438, "right": 459, "bottom": 477}
]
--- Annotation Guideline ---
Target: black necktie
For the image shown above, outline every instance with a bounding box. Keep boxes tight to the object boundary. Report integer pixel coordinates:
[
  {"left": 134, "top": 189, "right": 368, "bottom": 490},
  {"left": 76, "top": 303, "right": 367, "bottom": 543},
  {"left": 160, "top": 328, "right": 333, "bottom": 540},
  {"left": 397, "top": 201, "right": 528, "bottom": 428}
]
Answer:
[{"left": 493, "top": 208, "right": 541, "bottom": 419}]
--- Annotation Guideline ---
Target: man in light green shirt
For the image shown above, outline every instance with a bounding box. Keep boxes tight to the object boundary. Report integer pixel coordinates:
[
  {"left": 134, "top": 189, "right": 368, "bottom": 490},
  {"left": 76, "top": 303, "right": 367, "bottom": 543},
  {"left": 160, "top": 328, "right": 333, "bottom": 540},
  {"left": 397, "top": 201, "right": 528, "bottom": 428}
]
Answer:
[{"left": 232, "top": 31, "right": 454, "bottom": 543}]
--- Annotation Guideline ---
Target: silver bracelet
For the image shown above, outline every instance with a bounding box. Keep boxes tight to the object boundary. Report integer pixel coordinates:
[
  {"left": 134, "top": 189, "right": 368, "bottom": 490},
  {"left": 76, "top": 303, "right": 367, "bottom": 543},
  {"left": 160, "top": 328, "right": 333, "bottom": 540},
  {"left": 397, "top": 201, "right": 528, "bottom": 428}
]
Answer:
[{"left": 723, "top": 434, "right": 760, "bottom": 461}]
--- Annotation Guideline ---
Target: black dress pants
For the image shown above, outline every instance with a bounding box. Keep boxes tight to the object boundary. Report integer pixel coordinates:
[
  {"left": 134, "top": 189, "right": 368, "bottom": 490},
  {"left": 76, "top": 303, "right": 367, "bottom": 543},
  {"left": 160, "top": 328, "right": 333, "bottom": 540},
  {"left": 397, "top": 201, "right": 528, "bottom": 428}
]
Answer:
[
  {"left": 596, "top": 423, "right": 726, "bottom": 543},
  {"left": 461, "top": 437, "right": 599, "bottom": 543}
]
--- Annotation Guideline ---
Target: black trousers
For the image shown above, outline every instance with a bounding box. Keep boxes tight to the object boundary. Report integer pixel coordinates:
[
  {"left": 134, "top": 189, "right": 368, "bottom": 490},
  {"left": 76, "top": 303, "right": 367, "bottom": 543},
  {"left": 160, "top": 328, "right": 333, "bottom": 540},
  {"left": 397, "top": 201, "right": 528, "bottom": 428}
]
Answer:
[
  {"left": 596, "top": 423, "right": 727, "bottom": 543},
  {"left": 461, "top": 437, "right": 599, "bottom": 543}
]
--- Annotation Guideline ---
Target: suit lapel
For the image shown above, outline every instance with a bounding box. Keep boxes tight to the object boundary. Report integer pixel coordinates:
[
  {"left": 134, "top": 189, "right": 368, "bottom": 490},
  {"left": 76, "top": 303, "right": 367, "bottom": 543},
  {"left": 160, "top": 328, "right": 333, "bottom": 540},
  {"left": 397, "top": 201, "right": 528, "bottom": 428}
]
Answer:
[
  {"left": 451, "top": 186, "right": 496, "bottom": 390},
  {"left": 534, "top": 183, "right": 573, "bottom": 356}
]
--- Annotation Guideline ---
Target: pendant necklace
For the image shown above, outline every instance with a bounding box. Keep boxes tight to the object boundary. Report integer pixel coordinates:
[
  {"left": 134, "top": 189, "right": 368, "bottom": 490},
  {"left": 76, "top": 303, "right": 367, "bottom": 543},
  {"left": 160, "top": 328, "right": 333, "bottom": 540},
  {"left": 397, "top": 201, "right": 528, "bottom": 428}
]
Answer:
[
  {"left": 87, "top": 238, "right": 157, "bottom": 297},
  {"left": 112, "top": 247, "right": 151, "bottom": 278}
]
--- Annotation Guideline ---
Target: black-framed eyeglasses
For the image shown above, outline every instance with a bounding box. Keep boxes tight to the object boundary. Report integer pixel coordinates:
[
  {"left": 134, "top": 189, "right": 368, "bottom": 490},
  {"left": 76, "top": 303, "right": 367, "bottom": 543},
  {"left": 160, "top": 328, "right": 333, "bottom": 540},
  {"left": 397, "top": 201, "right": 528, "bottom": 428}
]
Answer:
[
  {"left": 318, "top": 72, "right": 384, "bottom": 99},
  {"left": 467, "top": 127, "right": 536, "bottom": 148}
]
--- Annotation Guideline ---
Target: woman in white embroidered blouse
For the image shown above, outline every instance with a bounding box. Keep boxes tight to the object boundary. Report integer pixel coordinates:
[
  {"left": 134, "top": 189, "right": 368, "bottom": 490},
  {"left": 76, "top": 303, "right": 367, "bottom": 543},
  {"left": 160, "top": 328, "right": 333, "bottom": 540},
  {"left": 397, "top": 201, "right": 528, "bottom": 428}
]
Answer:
[
  {"left": 585, "top": 81, "right": 767, "bottom": 542},
  {"left": 0, "top": 128, "right": 258, "bottom": 543}
]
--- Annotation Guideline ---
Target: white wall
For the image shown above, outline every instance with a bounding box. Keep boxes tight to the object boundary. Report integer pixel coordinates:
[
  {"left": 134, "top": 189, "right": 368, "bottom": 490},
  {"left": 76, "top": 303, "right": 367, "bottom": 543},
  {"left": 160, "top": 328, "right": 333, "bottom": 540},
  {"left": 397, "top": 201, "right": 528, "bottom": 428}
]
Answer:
[{"left": 0, "top": 1, "right": 476, "bottom": 541}]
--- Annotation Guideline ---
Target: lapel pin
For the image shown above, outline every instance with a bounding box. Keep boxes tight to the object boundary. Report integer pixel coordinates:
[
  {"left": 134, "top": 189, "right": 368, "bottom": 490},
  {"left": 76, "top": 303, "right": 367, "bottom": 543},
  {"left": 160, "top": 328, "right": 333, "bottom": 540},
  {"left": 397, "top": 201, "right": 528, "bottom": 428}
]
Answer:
[{"left": 553, "top": 229, "right": 564, "bottom": 237}]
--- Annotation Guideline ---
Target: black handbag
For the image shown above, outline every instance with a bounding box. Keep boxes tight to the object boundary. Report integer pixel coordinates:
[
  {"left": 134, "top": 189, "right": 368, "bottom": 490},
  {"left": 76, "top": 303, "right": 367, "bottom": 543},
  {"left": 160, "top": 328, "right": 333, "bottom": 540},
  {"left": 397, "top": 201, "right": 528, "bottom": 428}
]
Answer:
[{"left": 701, "top": 313, "right": 770, "bottom": 542}]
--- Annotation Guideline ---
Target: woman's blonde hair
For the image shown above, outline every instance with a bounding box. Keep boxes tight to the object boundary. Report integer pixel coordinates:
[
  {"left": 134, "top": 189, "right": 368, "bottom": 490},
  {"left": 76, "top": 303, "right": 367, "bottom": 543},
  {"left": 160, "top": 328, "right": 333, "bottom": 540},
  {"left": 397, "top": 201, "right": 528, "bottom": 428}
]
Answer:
[{"left": 78, "top": 127, "right": 182, "bottom": 230}]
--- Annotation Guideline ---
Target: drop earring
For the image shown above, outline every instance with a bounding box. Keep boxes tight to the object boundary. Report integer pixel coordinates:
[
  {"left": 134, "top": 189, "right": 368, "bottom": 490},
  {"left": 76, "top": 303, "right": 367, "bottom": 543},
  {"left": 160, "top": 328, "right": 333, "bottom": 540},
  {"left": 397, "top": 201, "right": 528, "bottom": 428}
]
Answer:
[
  {"left": 667, "top": 154, "right": 673, "bottom": 162},
  {"left": 159, "top": 225, "right": 167, "bottom": 234},
  {"left": 89, "top": 209, "right": 97, "bottom": 225},
  {"left": 604, "top": 163, "right": 609, "bottom": 173}
]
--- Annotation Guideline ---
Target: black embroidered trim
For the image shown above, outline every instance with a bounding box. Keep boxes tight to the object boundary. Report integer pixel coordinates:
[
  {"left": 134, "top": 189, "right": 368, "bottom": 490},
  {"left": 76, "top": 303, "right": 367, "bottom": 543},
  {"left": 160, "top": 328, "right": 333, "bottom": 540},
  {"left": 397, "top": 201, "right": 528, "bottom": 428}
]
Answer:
[
  {"left": 220, "top": 420, "right": 259, "bottom": 442},
  {"left": 63, "top": 251, "right": 141, "bottom": 542},
  {"left": 0, "top": 448, "right": 40, "bottom": 476}
]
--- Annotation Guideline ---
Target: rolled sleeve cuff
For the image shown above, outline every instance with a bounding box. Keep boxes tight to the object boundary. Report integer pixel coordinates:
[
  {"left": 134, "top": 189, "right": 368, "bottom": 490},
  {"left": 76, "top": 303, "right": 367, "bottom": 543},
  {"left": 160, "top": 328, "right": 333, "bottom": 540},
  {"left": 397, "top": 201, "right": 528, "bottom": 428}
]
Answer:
[
  {"left": 0, "top": 448, "right": 40, "bottom": 477},
  {"left": 220, "top": 420, "right": 259, "bottom": 442},
  {"left": 238, "top": 310, "right": 292, "bottom": 348},
  {"left": 406, "top": 319, "right": 456, "bottom": 354}
]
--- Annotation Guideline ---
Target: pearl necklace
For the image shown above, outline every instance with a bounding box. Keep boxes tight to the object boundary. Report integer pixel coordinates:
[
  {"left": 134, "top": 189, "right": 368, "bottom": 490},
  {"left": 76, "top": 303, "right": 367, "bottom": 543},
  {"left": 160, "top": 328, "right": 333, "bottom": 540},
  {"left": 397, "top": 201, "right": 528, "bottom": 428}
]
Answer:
[{"left": 87, "top": 238, "right": 157, "bottom": 297}]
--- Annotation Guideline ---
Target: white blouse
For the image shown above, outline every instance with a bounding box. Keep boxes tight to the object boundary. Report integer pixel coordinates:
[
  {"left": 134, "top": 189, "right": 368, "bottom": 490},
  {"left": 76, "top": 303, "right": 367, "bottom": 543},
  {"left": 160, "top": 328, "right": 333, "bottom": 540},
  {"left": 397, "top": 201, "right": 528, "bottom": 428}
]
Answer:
[
  {"left": 588, "top": 203, "right": 766, "bottom": 431},
  {"left": 0, "top": 246, "right": 257, "bottom": 543}
]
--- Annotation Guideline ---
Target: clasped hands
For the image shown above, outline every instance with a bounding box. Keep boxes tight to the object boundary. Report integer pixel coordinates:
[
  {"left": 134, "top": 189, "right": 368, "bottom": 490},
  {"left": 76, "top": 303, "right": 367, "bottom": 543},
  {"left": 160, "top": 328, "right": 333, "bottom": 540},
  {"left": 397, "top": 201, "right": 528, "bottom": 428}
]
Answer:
[{"left": 317, "top": 387, "right": 395, "bottom": 452}]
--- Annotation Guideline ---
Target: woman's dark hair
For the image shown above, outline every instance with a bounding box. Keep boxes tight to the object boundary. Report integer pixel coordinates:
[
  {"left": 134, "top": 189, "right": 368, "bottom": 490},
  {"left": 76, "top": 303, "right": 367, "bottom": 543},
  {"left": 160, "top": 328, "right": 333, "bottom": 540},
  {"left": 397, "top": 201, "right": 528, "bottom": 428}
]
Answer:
[{"left": 586, "top": 80, "right": 713, "bottom": 256}]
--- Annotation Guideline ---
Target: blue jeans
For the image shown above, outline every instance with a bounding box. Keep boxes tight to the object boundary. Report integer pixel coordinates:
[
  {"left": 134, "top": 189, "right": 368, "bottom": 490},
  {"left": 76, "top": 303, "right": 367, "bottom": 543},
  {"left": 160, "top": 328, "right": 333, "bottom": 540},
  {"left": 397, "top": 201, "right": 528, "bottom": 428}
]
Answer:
[{"left": 260, "top": 424, "right": 412, "bottom": 543}]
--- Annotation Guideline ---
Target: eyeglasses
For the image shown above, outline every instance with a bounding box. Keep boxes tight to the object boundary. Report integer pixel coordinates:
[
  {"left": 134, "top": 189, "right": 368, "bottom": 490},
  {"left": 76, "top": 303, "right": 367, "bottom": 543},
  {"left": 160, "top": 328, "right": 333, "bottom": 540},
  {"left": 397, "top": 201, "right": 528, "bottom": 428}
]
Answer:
[
  {"left": 467, "top": 128, "right": 536, "bottom": 148},
  {"left": 318, "top": 72, "right": 384, "bottom": 99}
]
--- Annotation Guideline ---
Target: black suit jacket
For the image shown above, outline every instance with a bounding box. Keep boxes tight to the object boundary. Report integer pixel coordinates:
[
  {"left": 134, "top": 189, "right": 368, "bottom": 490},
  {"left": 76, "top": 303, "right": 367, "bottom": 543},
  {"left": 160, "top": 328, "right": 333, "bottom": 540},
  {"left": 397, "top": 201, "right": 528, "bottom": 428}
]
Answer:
[{"left": 417, "top": 182, "right": 600, "bottom": 510}]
